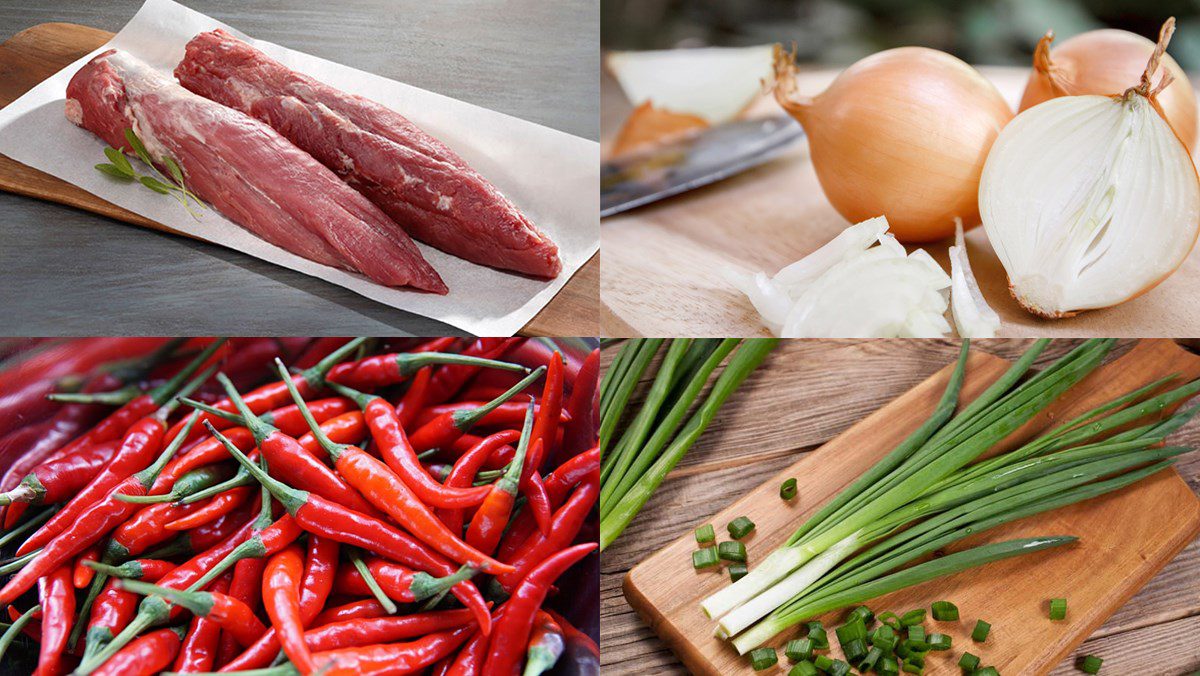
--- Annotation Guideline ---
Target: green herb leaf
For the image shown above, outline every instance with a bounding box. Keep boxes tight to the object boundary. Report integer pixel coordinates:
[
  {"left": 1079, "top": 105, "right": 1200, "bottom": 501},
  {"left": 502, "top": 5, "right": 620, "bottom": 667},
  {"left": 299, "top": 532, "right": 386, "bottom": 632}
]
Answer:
[
  {"left": 95, "top": 163, "right": 135, "bottom": 181},
  {"left": 102, "top": 148, "right": 134, "bottom": 177},
  {"left": 139, "top": 176, "right": 173, "bottom": 194},
  {"left": 164, "top": 157, "right": 186, "bottom": 187},
  {"left": 123, "top": 128, "right": 154, "bottom": 167}
]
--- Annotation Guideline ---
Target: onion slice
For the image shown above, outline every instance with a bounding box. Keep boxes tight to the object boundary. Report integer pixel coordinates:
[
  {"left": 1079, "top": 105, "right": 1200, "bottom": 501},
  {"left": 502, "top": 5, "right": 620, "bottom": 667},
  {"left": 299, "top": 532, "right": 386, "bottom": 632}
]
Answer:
[{"left": 949, "top": 220, "right": 1001, "bottom": 338}]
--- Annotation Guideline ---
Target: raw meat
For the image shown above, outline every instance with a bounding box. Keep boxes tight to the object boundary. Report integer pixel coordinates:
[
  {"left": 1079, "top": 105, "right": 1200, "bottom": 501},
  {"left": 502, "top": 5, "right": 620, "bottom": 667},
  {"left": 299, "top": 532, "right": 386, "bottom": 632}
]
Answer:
[
  {"left": 176, "top": 29, "right": 562, "bottom": 279},
  {"left": 66, "top": 49, "right": 447, "bottom": 293}
]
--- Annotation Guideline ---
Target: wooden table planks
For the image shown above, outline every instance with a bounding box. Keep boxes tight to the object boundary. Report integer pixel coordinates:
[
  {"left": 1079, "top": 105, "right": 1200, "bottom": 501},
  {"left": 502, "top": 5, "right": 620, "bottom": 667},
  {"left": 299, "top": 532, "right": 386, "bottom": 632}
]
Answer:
[
  {"left": 599, "top": 339, "right": 1200, "bottom": 675},
  {"left": 0, "top": 18, "right": 597, "bottom": 337}
]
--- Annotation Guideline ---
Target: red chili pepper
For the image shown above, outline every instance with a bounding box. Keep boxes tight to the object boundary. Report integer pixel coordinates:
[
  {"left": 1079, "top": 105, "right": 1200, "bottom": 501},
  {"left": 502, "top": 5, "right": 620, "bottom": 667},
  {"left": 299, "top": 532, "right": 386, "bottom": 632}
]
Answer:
[
  {"left": 414, "top": 401, "right": 569, "bottom": 429},
  {"left": 292, "top": 338, "right": 353, "bottom": 370},
  {"left": 91, "top": 626, "right": 185, "bottom": 676},
  {"left": 408, "top": 367, "right": 545, "bottom": 453},
  {"left": 171, "top": 575, "right": 229, "bottom": 673},
  {"left": 310, "top": 599, "right": 390, "bottom": 627},
  {"left": 286, "top": 373, "right": 513, "bottom": 574},
  {"left": 523, "top": 610, "right": 565, "bottom": 676},
  {"left": 326, "top": 348, "right": 526, "bottom": 392},
  {"left": 207, "top": 423, "right": 494, "bottom": 636},
  {"left": 426, "top": 338, "right": 523, "bottom": 404},
  {"left": 78, "top": 559, "right": 172, "bottom": 664},
  {"left": 496, "top": 472, "right": 599, "bottom": 592},
  {"left": 467, "top": 407, "right": 536, "bottom": 557},
  {"left": 439, "top": 430, "right": 522, "bottom": 533},
  {"left": 313, "top": 626, "right": 475, "bottom": 676},
  {"left": 163, "top": 338, "right": 366, "bottom": 447},
  {"left": 496, "top": 448, "right": 600, "bottom": 562},
  {"left": 34, "top": 565, "right": 74, "bottom": 676},
  {"left": 165, "top": 486, "right": 251, "bottom": 530},
  {"left": 396, "top": 365, "right": 432, "bottom": 428},
  {"left": 482, "top": 543, "right": 599, "bottom": 676},
  {"left": 263, "top": 544, "right": 316, "bottom": 675},
  {"left": 221, "top": 608, "right": 475, "bottom": 672},
  {"left": 344, "top": 390, "right": 492, "bottom": 510},
  {"left": 531, "top": 351, "right": 564, "bottom": 459},
  {"left": 216, "top": 556, "right": 267, "bottom": 665},
  {"left": 522, "top": 468, "right": 554, "bottom": 538},
  {"left": 118, "top": 577, "right": 268, "bottom": 646},
  {"left": 115, "top": 463, "right": 233, "bottom": 507},
  {"left": 0, "top": 412, "right": 204, "bottom": 607},
  {"left": 412, "top": 336, "right": 460, "bottom": 354},
  {"left": 74, "top": 543, "right": 103, "bottom": 589},
  {"left": 0, "top": 438, "right": 119, "bottom": 511},
  {"left": 185, "top": 396, "right": 354, "bottom": 442},
  {"left": 561, "top": 349, "right": 599, "bottom": 458},
  {"left": 446, "top": 625, "right": 491, "bottom": 676},
  {"left": 333, "top": 557, "right": 477, "bottom": 602},
  {"left": 543, "top": 608, "right": 599, "bottom": 659}
]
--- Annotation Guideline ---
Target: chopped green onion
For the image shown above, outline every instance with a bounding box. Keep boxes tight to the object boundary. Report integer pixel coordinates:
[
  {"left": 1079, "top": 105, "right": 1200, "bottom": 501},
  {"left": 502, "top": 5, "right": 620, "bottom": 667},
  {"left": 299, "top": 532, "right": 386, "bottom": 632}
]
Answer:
[
  {"left": 927, "top": 633, "right": 951, "bottom": 651},
  {"left": 896, "top": 639, "right": 912, "bottom": 659},
  {"left": 843, "top": 638, "right": 867, "bottom": 663},
  {"left": 813, "top": 655, "right": 834, "bottom": 671},
  {"left": 958, "top": 652, "right": 981, "bottom": 671},
  {"left": 931, "top": 600, "right": 959, "bottom": 621},
  {"left": 975, "top": 667, "right": 1000, "bottom": 676},
  {"left": 1079, "top": 655, "right": 1103, "bottom": 674},
  {"left": 784, "top": 638, "right": 814, "bottom": 662},
  {"left": 878, "top": 657, "right": 900, "bottom": 676},
  {"left": 972, "top": 619, "right": 991, "bottom": 642},
  {"left": 781, "top": 478, "right": 798, "bottom": 501},
  {"left": 860, "top": 646, "right": 884, "bottom": 671},
  {"left": 788, "top": 661, "right": 818, "bottom": 676},
  {"left": 695, "top": 524, "right": 715, "bottom": 545},
  {"left": 900, "top": 609, "right": 927, "bottom": 626},
  {"left": 1049, "top": 598, "right": 1067, "bottom": 620},
  {"left": 847, "top": 605, "right": 874, "bottom": 625},
  {"left": 902, "top": 661, "right": 923, "bottom": 675},
  {"left": 871, "top": 624, "right": 897, "bottom": 652},
  {"left": 836, "top": 616, "right": 867, "bottom": 646},
  {"left": 907, "top": 625, "right": 926, "bottom": 644},
  {"left": 877, "top": 611, "right": 901, "bottom": 629},
  {"left": 718, "top": 541, "right": 747, "bottom": 563},
  {"left": 729, "top": 563, "right": 748, "bottom": 582},
  {"left": 905, "top": 652, "right": 926, "bottom": 668},
  {"left": 692, "top": 548, "right": 719, "bottom": 569},
  {"left": 806, "top": 621, "right": 829, "bottom": 649},
  {"left": 827, "top": 659, "right": 851, "bottom": 676},
  {"left": 728, "top": 516, "right": 756, "bottom": 540},
  {"left": 748, "top": 647, "right": 777, "bottom": 671}
]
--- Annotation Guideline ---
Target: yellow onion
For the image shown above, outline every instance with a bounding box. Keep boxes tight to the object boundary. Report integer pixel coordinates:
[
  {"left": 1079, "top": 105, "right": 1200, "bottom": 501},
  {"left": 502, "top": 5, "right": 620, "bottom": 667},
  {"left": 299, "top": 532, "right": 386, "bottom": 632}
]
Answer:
[
  {"left": 981, "top": 19, "right": 1200, "bottom": 318},
  {"left": 1019, "top": 21, "right": 1197, "bottom": 150},
  {"left": 772, "top": 45, "right": 1013, "bottom": 243}
]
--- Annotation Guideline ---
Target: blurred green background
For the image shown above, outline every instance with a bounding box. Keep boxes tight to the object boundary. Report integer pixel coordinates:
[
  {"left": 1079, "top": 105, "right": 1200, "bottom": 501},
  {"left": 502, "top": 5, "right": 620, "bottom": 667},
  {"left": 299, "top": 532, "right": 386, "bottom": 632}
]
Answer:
[{"left": 601, "top": 0, "right": 1200, "bottom": 69}]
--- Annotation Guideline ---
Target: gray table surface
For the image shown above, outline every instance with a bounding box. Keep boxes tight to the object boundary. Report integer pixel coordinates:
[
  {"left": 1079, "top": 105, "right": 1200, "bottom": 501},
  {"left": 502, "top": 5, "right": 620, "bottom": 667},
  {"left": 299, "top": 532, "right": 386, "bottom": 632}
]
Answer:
[{"left": 0, "top": 0, "right": 598, "bottom": 336}]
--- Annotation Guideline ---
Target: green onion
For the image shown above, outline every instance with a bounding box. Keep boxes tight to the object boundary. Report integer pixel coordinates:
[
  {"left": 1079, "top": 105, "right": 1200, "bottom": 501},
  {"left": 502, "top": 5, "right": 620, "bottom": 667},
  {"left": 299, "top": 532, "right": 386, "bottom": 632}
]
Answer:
[
  {"left": 729, "top": 564, "right": 749, "bottom": 582},
  {"left": 871, "top": 624, "right": 897, "bottom": 652},
  {"left": 692, "top": 548, "right": 719, "bottom": 569},
  {"left": 788, "top": 661, "right": 818, "bottom": 676},
  {"left": 904, "top": 652, "right": 926, "bottom": 669},
  {"left": 843, "top": 638, "right": 867, "bottom": 663},
  {"left": 847, "top": 605, "right": 874, "bottom": 625},
  {"left": 959, "top": 652, "right": 981, "bottom": 670},
  {"left": 784, "top": 637, "right": 814, "bottom": 662},
  {"left": 860, "top": 646, "right": 884, "bottom": 671},
  {"left": 1049, "top": 598, "right": 1067, "bottom": 621},
  {"left": 928, "top": 633, "right": 951, "bottom": 651},
  {"left": 806, "top": 621, "right": 829, "bottom": 649},
  {"left": 972, "top": 619, "right": 991, "bottom": 642},
  {"left": 827, "top": 659, "right": 851, "bottom": 676},
  {"left": 877, "top": 611, "right": 901, "bottom": 629},
  {"left": 907, "top": 625, "right": 926, "bottom": 644},
  {"left": 695, "top": 524, "right": 715, "bottom": 545},
  {"left": 813, "top": 655, "right": 834, "bottom": 671},
  {"left": 878, "top": 657, "right": 900, "bottom": 675},
  {"left": 1079, "top": 655, "right": 1103, "bottom": 674},
  {"left": 900, "top": 609, "right": 927, "bottom": 626},
  {"left": 728, "top": 516, "right": 756, "bottom": 540},
  {"left": 931, "top": 600, "right": 959, "bottom": 621},
  {"left": 718, "top": 541, "right": 747, "bottom": 563},
  {"left": 976, "top": 667, "right": 1000, "bottom": 676},
  {"left": 748, "top": 647, "right": 777, "bottom": 670},
  {"left": 902, "top": 661, "right": 923, "bottom": 674},
  {"left": 781, "top": 478, "right": 798, "bottom": 501},
  {"left": 835, "top": 616, "right": 867, "bottom": 646}
]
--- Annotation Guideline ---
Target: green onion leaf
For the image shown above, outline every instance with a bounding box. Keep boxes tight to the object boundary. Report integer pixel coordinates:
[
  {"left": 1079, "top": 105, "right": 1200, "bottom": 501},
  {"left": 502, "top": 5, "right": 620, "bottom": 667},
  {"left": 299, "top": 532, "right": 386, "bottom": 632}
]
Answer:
[
  {"left": 927, "top": 633, "right": 951, "bottom": 651},
  {"left": 781, "top": 478, "right": 798, "bottom": 501},
  {"left": 847, "top": 605, "right": 874, "bottom": 626},
  {"left": 718, "top": 541, "right": 747, "bottom": 563},
  {"left": 1079, "top": 655, "right": 1103, "bottom": 674},
  {"left": 729, "top": 563, "right": 748, "bottom": 582},
  {"left": 878, "top": 657, "right": 900, "bottom": 676},
  {"left": 813, "top": 655, "right": 833, "bottom": 671},
  {"left": 931, "top": 600, "right": 959, "bottom": 621},
  {"left": 784, "top": 638, "right": 814, "bottom": 662},
  {"left": 975, "top": 667, "right": 1000, "bottom": 676},
  {"left": 900, "top": 609, "right": 926, "bottom": 626},
  {"left": 748, "top": 647, "right": 777, "bottom": 671},
  {"left": 907, "top": 625, "right": 926, "bottom": 644},
  {"left": 1049, "top": 598, "right": 1067, "bottom": 621},
  {"left": 972, "top": 619, "right": 991, "bottom": 642},
  {"left": 788, "top": 660, "right": 818, "bottom": 676},
  {"left": 860, "top": 646, "right": 884, "bottom": 671},
  {"left": 843, "top": 637, "right": 867, "bottom": 663},
  {"left": 827, "top": 658, "right": 851, "bottom": 676},
  {"left": 695, "top": 524, "right": 715, "bottom": 545},
  {"left": 958, "top": 653, "right": 981, "bottom": 671},
  {"left": 806, "top": 621, "right": 829, "bottom": 649},
  {"left": 728, "top": 516, "right": 756, "bottom": 540},
  {"left": 692, "top": 548, "right": 719, "bottom": 569},
  {"left": 871, "top": 624, "right": 897, "bottom": 653}
]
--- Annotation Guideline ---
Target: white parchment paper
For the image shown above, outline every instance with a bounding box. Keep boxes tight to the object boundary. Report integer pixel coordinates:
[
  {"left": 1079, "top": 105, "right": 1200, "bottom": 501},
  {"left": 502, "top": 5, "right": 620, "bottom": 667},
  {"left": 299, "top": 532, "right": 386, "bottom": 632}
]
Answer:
[{"left": 0, "top": 0, "right": 599, "bottom": 336}]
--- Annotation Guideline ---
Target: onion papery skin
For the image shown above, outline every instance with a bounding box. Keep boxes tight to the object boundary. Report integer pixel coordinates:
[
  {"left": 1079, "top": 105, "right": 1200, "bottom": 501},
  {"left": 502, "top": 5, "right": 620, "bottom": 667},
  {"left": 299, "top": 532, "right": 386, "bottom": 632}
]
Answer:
[
  {"left": 1019, "top": 29, "right": 1198, "bottom": 150},
  {"left": 774, "top": 47, "right": 1013, "bottom": 243},
  {"left": 980, "top": 94, "right": 1200, "bottom": 318}
]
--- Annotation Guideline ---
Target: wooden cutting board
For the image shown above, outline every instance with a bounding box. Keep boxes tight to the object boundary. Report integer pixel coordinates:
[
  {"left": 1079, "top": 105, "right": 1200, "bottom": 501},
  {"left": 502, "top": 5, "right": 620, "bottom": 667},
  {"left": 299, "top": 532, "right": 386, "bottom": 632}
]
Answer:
[
  {"left": 0, "top": 22, "right": 597, "bottom": 337},
  {"left": 600, "top": 64, "right": 1200, "bottom": 338},
  {"left": 623, "top": 339, "right": 1200, "bottom": 675}
]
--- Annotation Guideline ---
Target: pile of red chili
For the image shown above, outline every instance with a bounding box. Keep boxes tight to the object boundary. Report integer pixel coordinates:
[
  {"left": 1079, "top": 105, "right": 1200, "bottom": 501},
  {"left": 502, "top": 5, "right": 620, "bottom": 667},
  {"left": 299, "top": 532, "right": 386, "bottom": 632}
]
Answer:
[{"left": 0, "top": 337, "right": 600, "bottom": 676}]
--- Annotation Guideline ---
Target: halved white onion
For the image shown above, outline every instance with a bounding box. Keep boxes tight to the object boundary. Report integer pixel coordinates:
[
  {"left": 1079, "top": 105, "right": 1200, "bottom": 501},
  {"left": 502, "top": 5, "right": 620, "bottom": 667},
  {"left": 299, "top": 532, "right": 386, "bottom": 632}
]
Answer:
[{"left": 949, "top": 220, "right": 1000, "bottom": 338}]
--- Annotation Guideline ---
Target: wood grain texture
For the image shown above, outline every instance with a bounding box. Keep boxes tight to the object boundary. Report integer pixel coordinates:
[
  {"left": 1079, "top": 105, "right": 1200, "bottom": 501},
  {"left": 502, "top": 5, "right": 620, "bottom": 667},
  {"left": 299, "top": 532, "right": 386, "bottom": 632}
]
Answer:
[
  {"left": 600, "top": 339, "right": 1200, "bottom": 675},
  {"left": 0, "top": 3, "right": 597, "bottom": 336},
  {"left": 599, "top": 64, "right": 1200, "bottom": 338}
]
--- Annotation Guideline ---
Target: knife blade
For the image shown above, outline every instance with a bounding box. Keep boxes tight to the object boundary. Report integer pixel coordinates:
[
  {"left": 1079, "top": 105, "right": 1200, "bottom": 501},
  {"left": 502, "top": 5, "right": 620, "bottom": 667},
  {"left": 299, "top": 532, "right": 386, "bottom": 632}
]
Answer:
[{"left": 600, "top": 115, "right": 804, "bottom": 218}]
